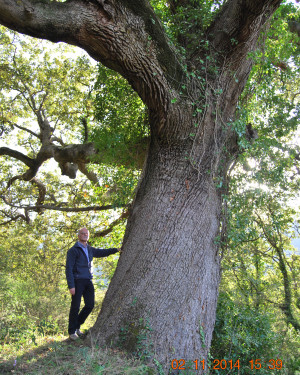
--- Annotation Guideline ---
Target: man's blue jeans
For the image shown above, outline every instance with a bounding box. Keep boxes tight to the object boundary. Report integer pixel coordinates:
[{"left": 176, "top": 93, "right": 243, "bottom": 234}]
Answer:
[{"left": 68, "top": 279, "right": 95, "bottom": 334}]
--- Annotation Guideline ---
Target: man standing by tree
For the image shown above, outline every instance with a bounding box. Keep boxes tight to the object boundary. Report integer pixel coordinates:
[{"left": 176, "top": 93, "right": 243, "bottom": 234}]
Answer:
[{"left": 66, "top": 227, "right": 120, "bottom": 340}]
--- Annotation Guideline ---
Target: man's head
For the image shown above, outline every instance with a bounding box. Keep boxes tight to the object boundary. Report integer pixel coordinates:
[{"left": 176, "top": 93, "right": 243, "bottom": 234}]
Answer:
[{"left": 78, "top": 227, "right": 89, "bottom": 244}]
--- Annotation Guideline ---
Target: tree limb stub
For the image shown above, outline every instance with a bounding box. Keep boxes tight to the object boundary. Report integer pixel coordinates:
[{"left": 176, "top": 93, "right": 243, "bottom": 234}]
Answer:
[
  {"left": 53, "top": 143, "right": 97, "bottom": 165},
  {"left": 53, "top": 143, "right": 97, "bottom": 179}
]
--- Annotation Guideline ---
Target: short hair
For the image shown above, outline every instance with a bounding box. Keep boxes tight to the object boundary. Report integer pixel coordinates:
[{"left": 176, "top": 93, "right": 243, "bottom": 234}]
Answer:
[{"left": 78, "top": 227, "right": 89, "bottom": 235}]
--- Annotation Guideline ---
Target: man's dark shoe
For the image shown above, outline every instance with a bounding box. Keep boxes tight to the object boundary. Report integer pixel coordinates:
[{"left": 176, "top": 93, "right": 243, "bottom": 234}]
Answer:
[
  {"left": 76, "top": 329, "right": 85, "bottom": 337},
  {"left": 69, "top": 333, "right": 79, "bottom": 341}
]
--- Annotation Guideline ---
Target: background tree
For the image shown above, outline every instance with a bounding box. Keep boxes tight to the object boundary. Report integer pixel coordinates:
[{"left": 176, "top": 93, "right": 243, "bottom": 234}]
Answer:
[
  {"left": 0, "top": 28, "right": 144, "bottom": 230},
  {"left": 213, "top": 189, "right": 300, "bottom": 373},
  {"left": 0, "top": 0, "right": 299, "bottom": 372},
  {"left": 211, "top": 7, "right": 300, "bottom": 368}
]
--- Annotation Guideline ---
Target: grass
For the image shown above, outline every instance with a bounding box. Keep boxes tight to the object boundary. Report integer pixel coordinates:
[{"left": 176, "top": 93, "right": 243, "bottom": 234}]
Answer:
[
  {"left": 0, "top": 289, "right": 160, "bottom": 374},
  {"left": 0, "top": 333, "right": 157, "bottom": 374}
]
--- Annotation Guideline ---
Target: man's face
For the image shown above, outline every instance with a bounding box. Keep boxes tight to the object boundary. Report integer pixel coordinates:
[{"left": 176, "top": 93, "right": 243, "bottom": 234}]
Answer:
[{"left": 78, "top": 228, "right": 89, "bottom": 243}]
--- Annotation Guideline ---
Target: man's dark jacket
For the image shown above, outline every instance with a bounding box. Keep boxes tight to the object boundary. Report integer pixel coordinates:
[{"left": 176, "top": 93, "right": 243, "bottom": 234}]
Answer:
[{"left": 66, "top": 242, "right": 118, "bottom": 289}]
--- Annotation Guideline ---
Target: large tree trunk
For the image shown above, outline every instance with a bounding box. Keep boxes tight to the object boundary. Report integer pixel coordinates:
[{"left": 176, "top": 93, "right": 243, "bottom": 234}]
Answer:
[
  {"left": 93, "top": 67, "right": 241, "bottom": 371},
  {"left": 94, "top": 131, "right": 223, "bottom": 370},
  {"left": 0, "top": 0, "right": 282, "bottom": 372}
]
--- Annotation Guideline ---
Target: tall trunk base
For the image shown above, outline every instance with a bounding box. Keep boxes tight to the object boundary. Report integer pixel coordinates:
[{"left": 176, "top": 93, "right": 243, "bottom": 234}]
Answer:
[{"left": 93, "top": 143, "right": 222, "bottom": 373}]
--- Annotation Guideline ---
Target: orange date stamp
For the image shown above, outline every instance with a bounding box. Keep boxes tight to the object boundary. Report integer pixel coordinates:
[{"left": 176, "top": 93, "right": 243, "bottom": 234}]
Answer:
[{"left": 171, "top": 358, "right": 283, "bottom": 371}]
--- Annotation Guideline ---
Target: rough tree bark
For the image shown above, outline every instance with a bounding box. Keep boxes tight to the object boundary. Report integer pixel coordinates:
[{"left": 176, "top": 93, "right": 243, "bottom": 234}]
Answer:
[{"left": 0, "top": 0, "right": 282, "bottom": 372}]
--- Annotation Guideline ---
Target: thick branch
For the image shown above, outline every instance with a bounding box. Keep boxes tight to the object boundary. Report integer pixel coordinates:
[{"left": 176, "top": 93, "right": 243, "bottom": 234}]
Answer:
[
  {"left": 0, "top": 0, "right": 183, "bottom": 120},
  {"left": 36, "top": 109, "right": 54, "bottom": 142},
  {"left": 53, "top": 143, "right": 97, "bottom": 179},
  {"left": 0, "top": 147, "right": 35, "bottom": 167},
  {"left": 276, "top": 248, "right": 300, "bottom": 332},
  {"left": 2, "top": 148, "right": 51, "bottom": 190},
  {"left": 207, "top": 0, "right": 282, "bottom": 59},
  {"left": 118, "top": 0, "right": 185, "bottom": 88},
  {"left": 30, "top": 177, "right": 46, "bottom": 209},
  {"left": 5, "top": 120, "right": 40, "bottom": 139},
  {"left": 0, "top": 0, "right": 82, "bottom": 44},
  {"left": 53, "top": 143, "right": 97, "bottom": 165}
]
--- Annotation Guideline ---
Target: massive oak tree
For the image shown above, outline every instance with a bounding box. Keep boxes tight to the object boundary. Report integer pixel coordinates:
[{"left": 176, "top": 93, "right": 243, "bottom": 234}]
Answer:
[{"left": 0, "top": 0, "right": 288, "bottom": 371}]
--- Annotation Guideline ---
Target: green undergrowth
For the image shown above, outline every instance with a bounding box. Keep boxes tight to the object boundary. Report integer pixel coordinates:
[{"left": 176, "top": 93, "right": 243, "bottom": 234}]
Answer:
[{"left": 0, "top": 334, "right": 156, "bottom": 375}]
